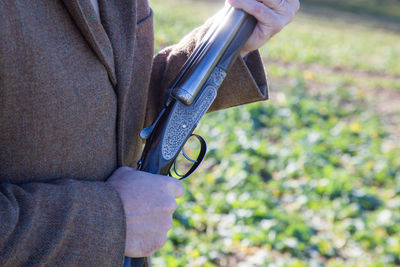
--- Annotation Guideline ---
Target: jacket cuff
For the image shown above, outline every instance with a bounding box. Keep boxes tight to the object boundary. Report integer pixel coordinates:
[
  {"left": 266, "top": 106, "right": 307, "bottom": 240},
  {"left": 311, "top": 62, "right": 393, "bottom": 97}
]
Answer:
[
  {"left": 104, "top": 181, "right": 127, "bottom": 265},
  {"left": 208, "top": 49, "right": 268, "bottom": 112}
]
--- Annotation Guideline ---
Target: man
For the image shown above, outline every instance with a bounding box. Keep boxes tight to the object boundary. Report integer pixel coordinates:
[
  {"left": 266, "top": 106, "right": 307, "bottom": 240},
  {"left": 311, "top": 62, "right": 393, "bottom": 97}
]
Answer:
[{"left": 0, "top": 0, "right": 299, "bottom": 265}]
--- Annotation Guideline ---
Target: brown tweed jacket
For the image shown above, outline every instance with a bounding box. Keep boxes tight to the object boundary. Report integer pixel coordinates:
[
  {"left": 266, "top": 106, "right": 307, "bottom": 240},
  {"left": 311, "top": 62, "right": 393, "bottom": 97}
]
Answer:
[{"left": 0, "top": 0, "right": 268, "bottom": 266}]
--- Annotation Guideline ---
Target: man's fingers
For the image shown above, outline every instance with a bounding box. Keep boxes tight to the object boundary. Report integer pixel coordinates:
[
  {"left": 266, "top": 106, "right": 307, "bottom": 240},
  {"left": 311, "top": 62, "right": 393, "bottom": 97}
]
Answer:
[
  {"left": 259, "top": 0, "right": 299, "bottom": 17},
  {"left": 230, "top": 0, "right": 299, "bottom": 17},
  {"left": 165, "top": 177, "right": 185, "bottom": 198},
  {"left": 259, "top": 0, "right": 286, "bottom": 11},
  {"left": 231, "top": 0, "right": 287, "bottom": 13},
  {"left": 229, "top": 0, "right": 279, "bottom": 25},
  {"left": 229, "top": 0, "right": 299, "bottom": 56},
  {"left": 258, "top": 0, "right": 299, "bottom": 12},
  {"left": 133, "top": 169, "right": 185, "bottom": 198}
]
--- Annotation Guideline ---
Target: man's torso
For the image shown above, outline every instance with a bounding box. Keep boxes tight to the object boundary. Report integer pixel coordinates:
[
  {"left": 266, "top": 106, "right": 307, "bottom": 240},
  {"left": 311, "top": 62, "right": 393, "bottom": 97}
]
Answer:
[{"left": 0, "top": 0, "right": 155, "bottom": 183}]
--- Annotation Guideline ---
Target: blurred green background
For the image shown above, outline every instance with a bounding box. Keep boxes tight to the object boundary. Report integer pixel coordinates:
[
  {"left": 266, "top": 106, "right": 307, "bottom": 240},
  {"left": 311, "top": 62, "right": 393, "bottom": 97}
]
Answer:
[{"left": 150, "top": 0, "right": 400, "bottom": 266}]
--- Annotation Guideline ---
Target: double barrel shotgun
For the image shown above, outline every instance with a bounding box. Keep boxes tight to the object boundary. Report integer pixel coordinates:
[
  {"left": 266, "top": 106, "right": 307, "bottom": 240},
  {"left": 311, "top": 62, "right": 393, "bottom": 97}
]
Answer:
[{"left": 124, "top": 5, "right": 257, "bottom": 267}]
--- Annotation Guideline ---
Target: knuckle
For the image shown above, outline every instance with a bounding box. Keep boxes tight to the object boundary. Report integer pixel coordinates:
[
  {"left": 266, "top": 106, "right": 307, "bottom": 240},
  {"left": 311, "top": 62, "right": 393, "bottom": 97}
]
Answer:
[
  {"left": 142, "top": 245, "right": 156, "bottom": 257},
  {"left": 156, "top": 235, "right": 168, "bottom": 250},
  {"left": 228, "top": 0, "right": 237, "bottom": 6},
  {"left": 165, "top": 217, "right": 174, "bottom": 231},
  {"left": 164, "top": 199, "right": 178, "bottom": 213},
  {"left": 166, "top": 178, "right": 185, "bottom": 198},
  {"left": 252, "top": 3, "right": 265, "bottom": 18},
  {"left": 278, "top": 0, "right": 286, "bottom": 9},
  {"left": 142, "top": 235, "right": 166, "bottom": 256},
  {"left": 271, "top": 27, "right": 280, "bottom": 36},
  {"left": 158, "top": 216, "right": 174, "bottom": 233},
  {"left": 156, "top": 214, "right": 174, "bottom": 233}
]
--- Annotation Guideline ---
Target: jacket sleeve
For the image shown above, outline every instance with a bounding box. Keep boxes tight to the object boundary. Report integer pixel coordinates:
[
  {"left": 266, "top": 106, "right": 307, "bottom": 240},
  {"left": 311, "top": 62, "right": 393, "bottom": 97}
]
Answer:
[
  {"left": 146, "top": 16, "right": 268, "bottom": 125},
  {"left": 0, "top": 179, "right": 126, "bottom": 266}
]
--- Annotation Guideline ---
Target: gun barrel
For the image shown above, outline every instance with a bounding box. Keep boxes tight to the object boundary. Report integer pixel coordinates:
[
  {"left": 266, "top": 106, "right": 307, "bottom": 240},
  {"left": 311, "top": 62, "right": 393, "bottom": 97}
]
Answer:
[{"left": 172, "top": 7, "right": 255, "bottom": 106}]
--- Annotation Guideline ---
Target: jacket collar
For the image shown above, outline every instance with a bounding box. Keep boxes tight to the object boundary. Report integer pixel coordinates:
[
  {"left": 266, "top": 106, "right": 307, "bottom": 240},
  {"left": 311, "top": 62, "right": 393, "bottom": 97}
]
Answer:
[{"left": 62, "top": 0, "right": 117, "bottom": 86}]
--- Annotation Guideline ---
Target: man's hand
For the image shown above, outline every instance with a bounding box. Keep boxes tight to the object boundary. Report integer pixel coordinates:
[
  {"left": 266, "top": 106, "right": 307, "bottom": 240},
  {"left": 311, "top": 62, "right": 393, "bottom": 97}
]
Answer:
[
  {"left": 107, "top": 167, "right": 185, "bottom": 257},
  {"left": 227, "top": 0, "right": 300, "bottom": 57}
]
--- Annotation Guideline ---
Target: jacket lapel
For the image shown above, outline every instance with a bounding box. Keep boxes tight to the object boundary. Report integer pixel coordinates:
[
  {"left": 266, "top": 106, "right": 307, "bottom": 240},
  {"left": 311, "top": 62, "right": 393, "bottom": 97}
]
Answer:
[
  {"left": 61, "top": 0, "right": 117, "bottom": 86},
  {"left": 97, "top": 0, "right": 138, "bottom": 165}
]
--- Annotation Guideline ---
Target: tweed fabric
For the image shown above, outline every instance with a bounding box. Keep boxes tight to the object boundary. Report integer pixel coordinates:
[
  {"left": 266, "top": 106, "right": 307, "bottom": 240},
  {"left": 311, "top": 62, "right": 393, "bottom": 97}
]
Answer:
[
  {"left": 0, "top": 0, "right": 124, "bottom": 266},
  {"left": 0, "top": 0, "right": 268, "bottom": 266}
]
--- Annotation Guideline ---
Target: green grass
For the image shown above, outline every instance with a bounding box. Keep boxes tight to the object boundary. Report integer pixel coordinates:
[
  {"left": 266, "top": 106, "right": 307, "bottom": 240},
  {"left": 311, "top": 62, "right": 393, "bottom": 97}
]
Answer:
[
  {"left": 150, "top": 0, "right": 400, "bottom": 266},
  {"left": 268, "top": 63, "right": 400, "bottom": 92},
  {"left": 262, "top": 12, "right": 400, "bottom": 76},
  {"left": 155, "top": 82, "right": 400, "bottom": 267},
  {"left": 152, "top": 0, "right": 400, "bottom": 80},
  {"left": 152, "top": 0, "right": 221, "bottom": 52},
  {"left": 301, "top": 0, "right": 400, "bottom": 22}
]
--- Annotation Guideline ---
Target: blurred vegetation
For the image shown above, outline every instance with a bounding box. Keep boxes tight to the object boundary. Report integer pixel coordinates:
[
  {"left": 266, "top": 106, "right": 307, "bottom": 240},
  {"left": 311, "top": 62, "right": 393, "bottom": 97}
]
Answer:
[
  {"left": 151, "top": 0, "right": 400, "bottom": 266},
  {"left": 301, "top": 0, "right": 400, "bottom": 22}
]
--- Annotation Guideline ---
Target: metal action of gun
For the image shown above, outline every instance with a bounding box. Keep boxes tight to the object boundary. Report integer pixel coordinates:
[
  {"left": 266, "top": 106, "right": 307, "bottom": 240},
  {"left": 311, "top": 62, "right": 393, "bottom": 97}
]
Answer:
[{"left": 124, "top": 5, "right": 257, "bottom": 267}]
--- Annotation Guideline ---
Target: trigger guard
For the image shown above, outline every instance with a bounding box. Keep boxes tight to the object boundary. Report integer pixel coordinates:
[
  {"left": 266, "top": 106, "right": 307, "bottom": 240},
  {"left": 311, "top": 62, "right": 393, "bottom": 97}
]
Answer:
[{"left": 177, "top": 134, "right": 207, "bottom": 180}]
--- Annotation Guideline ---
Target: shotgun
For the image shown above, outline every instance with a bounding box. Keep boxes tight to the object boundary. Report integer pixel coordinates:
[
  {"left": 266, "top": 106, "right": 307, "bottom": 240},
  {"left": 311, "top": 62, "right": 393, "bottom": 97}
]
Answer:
[{"left": 124, "top": 5, "right": 257, "bottom": 267}]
